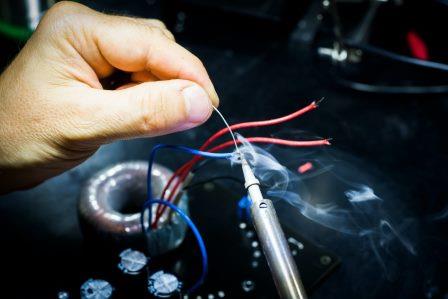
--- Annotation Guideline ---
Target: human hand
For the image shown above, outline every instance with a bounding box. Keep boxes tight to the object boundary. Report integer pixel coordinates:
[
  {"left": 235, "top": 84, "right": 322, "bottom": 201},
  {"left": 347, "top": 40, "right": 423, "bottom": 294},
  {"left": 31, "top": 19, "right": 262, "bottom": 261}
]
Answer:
[{"left": 0, "top": 1, "right": 218, "bottom": 193}]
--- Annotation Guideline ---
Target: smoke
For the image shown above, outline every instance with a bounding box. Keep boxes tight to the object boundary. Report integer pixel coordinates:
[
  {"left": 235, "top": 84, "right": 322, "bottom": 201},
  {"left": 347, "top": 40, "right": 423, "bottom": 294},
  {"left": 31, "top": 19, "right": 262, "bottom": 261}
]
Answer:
[
  {"left": 428, "top": 206, "right": 448, "bottom": 222},
  {"left": 345, "top": 186, "right": 380, "bottom": 203},
  {"left": 231, "top": 134, "right": 417, "bottom": 279}
]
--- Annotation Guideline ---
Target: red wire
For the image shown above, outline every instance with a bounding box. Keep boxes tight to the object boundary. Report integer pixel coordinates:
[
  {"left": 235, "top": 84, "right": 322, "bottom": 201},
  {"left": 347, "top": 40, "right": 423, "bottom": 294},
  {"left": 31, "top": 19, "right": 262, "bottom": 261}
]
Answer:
[
  {"left": 200, "top": 100, "right": 319, "bottom": 151},
  {"left": 152, "top": 137, "right": 330, "bottom": 226},
  {"left": 153, "top": 101, "right": 321, "bottom": 226},
  {"left": 157, "top": 101, "right": 319, "bottom": 203},
  {"left": 157, "top": 135, "right": 327, "bottom": 204},
  {"left": 208, "top": 137, "right": 330, "bottom": 153}
]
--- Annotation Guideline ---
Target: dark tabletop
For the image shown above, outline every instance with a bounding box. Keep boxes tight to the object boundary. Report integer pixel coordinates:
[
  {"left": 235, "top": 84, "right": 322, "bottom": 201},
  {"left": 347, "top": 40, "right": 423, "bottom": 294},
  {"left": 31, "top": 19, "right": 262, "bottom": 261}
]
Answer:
[{"left": 1, "top": 2, "right": 447, "bottom": 298}]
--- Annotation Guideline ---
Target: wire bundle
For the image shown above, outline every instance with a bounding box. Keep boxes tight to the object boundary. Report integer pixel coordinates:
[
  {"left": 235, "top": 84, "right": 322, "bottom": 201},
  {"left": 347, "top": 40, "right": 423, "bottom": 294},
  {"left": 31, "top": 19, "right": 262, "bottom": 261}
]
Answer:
[
  {"left": 153, "top": 100, "right": 329, "bottom": 227},
  {"left": 141, "top": 100, "right": 330, "bottom": 293},
  {"left": 141, "top": 145, "right": 234, "bottom": 294}
]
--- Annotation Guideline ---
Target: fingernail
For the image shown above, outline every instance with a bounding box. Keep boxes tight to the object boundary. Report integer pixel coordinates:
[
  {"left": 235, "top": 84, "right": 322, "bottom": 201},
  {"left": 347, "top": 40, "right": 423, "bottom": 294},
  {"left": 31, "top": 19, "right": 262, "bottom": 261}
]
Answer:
[
  {"left": 208, "top": 85, "right": 220, "bottom": 107},
  {"left": 182, "top": 85, "right": 212, "bottom": 123}
]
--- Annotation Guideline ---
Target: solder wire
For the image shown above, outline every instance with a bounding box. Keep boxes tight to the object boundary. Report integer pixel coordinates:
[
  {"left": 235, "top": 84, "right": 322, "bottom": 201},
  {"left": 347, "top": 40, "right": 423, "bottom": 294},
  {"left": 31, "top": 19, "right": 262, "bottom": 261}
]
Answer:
[
  {"left": 154, "top": 101, "right": 324, "bottom": 225},
  {"left": 154, "top": 106, "right": 243, "bottom": 224},
  {"left": 162, "top": 101, "right": 320, "bottom": 202},
  {"left": 211, "top": 105, "right": 241, "bottom": 156}
]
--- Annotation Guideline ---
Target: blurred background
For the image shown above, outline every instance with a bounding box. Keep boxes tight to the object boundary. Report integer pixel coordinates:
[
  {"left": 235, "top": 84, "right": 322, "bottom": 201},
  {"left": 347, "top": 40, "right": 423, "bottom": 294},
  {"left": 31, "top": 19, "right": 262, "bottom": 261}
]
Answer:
[{"left": 1, "top": 0, "right": 448, "bottom": 298}]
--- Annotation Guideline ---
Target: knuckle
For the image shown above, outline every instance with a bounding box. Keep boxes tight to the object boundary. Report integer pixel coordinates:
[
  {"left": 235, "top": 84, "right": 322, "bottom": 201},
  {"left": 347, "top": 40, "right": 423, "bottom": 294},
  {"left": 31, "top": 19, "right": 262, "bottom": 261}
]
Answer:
[
  {"left": 191, "top": 55, "right": 205, "bottom": 69},
  {"left": 139, "top": 19, "right": 174, "bottom": 40},
  {"left": 147, "top": 26, "right": 168, "bottom": 39},
  {"left": 43, "top": 1, "right": 82, "bottom": 22},
  {"left": 150, "top": 19, "right": 167, "bottom": 29},
  {"left": 161, "top": 28, "right": 175, "bottom": 41},
  {"left": 38, "top": 1, "right": 87, "bottom": 35}
]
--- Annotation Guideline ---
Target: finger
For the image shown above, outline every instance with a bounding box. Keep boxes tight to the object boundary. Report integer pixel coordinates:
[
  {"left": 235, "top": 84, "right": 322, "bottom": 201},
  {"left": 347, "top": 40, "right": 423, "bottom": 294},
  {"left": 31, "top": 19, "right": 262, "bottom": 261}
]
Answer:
[
  {"left": 117, "top": 16, "right": 175, "bottom": 41},
  {"left": 68, "top": 80, "right": 213, "bottom": 144},
  {"left": 134, "top": 19, "right": 175, "bottom": 41},
  {"left": 93, "top": 19, "right": 219, "bottom": 105},
  {"left": 116, "top": 82, "right": 139, "bottom": 90},
  {"left": 42, "top": 3, "right": 218, "bottom": 105},
  {"left": 131, "top": 70, "right": 159, "bottom": 82}
]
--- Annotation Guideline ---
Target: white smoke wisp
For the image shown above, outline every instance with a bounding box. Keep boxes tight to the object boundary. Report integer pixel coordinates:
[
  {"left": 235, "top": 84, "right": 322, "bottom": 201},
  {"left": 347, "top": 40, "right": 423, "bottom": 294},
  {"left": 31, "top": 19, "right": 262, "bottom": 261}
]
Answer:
[
  {"left": 231, "top": 134, "right": 417, "bottom": 271},
  {"left": 230, "top": 134, "right": 290, "bottom": 191},
  {"left": 345, "top": 186, "right": 380, "bottom": 203}
]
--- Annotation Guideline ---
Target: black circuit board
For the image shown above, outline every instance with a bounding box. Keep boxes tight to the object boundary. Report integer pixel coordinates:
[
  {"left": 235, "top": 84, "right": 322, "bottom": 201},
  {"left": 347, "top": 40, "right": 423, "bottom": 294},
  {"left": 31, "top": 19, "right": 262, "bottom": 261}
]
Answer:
[
  {"left": 0, "top": 184, "right": 339, "bottom": 299},
  {"left": 69, "top": 184, "right": 340, "bottom": 299}
]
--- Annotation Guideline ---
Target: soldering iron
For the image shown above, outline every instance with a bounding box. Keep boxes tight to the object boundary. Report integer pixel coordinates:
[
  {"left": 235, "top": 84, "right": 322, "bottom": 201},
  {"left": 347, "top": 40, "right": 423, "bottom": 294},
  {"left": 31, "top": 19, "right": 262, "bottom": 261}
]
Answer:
[{"left": 241, "top": 157, "right": 308, "bottom": 299}]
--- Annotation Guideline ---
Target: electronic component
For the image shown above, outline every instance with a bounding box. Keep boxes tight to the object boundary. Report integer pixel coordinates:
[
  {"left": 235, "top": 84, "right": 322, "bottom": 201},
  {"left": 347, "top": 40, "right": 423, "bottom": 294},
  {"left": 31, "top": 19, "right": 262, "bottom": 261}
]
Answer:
[
  {"left": 57, "top": 291, "right": 69, "bottom": 299},
  {"left": 80, "top": 279, "right": 113, "bottom": 299},
  {"left": 78, "top": 161, "right": 189, "bottom": 255},
  {"left": 118, "top": 248, "right": 148, "bottom": 275},
  {"left": 241, "top": 280, "right": 256, "bottom": 292},
  {"left": 148, "top": 271, "right": 182, "bottom": 298},
  {"left": 73, "top": 102, "right": 335, "bottom": 298}
]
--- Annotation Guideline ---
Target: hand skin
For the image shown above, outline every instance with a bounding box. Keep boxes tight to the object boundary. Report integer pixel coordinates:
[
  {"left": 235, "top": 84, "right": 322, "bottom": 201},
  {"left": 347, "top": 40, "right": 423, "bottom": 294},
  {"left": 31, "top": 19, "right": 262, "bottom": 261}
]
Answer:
[{"left": 0, "top": 1, "right": 219, "bottom": 194}]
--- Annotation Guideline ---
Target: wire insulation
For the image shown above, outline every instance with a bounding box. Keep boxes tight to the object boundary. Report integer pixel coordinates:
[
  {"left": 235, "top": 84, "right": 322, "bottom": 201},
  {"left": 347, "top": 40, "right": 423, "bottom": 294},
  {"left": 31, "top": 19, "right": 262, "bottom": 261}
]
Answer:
[
  {"left": 154, "top": 137, "right": 330, "bottom": 224},
  {"left": 144, "top": 199, "right": 207, "bottom": 293},
  {"left": 142, "top": 144, "right": 233, "bottom": 229},
  {"left": 158, "top": 101, "right": 319, "bottom": 202},
  {"left": 154, "top": 102, "right": 325, "bottom": 225}
]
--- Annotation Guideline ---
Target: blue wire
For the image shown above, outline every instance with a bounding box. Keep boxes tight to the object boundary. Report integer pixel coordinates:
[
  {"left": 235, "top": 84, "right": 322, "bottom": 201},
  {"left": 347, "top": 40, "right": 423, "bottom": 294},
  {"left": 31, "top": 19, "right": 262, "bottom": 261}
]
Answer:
[
  {"left": 139, "top": 144, "right": 233, "bottom": 293},
  {"left": 141, "top": 144, "right": 234, "bottom": 231},
  {"left": 237, "top": 196, "right": 251, "bottom": 221},
  {"left": 144, "top": 199, "right": 208, "bottom": 293}
]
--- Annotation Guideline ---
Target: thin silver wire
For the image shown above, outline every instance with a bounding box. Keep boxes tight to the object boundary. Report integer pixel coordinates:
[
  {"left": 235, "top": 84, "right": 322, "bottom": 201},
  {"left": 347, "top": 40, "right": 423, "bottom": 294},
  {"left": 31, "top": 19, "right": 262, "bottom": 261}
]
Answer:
[{"left": 212, "top": 106, "right": 241, "bottom": 157}]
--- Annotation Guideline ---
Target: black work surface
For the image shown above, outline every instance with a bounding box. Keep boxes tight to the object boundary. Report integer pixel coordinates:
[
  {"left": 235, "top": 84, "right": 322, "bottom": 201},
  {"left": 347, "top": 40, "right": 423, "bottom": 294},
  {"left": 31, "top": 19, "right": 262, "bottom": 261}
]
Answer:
[{"left": 1, "top": 13, "right": 448, "bottom": 299}]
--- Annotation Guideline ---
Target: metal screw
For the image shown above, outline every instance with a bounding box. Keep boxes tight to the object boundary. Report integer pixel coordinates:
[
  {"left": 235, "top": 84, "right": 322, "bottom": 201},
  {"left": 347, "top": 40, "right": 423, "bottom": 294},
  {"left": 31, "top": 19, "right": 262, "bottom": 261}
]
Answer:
[
  {"left": 58, "top": 292, "right": 69, "bottom": 299},
  {"left": 241, "top": 280, "right": 255, "bottom": 292},
  {"left": 320, "top": 255, "right": 332, "bottom": 266}
]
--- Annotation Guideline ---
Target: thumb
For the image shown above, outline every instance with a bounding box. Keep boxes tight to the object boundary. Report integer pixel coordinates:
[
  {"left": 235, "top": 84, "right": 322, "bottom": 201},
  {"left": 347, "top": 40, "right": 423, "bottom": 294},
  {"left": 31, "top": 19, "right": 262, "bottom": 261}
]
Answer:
[{"left": 74, "top": 80, "right": 213, "bottom": 144}]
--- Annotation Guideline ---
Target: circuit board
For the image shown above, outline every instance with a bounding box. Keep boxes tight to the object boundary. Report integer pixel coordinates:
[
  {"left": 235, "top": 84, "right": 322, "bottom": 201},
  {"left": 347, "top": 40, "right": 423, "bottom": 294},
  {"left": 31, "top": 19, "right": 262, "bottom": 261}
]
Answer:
[{"left": 72, "top": 184, "right": 340, "bottom": 299}]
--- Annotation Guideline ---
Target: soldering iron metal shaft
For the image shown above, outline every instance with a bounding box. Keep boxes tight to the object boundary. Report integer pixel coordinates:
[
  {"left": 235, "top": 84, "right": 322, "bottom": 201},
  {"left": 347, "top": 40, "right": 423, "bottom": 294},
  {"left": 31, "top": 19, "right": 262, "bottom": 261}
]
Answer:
[{"left": 242, "top": 159, "right": 308, "bottom": 299}]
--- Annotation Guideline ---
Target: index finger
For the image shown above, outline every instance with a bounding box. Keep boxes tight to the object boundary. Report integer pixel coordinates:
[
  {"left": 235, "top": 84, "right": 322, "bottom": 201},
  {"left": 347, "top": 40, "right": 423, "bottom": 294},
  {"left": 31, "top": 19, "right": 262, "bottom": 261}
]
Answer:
[{"left": 46, "top": 3, "right": 219, "bottom": 105}]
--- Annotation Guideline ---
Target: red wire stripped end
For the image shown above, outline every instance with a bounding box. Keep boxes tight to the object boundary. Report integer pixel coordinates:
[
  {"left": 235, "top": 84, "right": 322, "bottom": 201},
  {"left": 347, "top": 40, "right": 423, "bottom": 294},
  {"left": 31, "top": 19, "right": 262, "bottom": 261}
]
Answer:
[
  {"left": 152, "top": 137, "right": 330, "bottom": 227},
  {"left": 158, "top": 100, "right": 319, "bottom": 200},
  {"left": 152, "top": 101, "right": 324, "bottom": 227},
  {"left": 200, "top": 100, "right": 319, "bottom": 151}
]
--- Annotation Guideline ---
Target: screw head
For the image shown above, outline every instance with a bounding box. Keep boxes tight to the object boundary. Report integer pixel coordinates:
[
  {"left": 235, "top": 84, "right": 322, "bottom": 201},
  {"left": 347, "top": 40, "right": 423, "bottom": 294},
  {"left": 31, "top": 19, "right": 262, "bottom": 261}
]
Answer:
[{"left": 320, "top": 255, "right": 332, "bottom": 266}]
